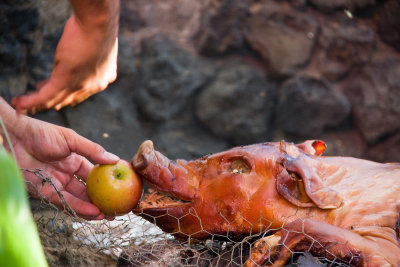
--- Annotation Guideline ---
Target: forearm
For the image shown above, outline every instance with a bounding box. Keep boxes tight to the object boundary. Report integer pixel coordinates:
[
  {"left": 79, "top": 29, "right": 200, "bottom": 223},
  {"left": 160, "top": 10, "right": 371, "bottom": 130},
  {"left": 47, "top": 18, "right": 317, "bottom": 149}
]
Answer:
[
  {"left": 69, "top": 0, "right": 120, "bottom": 35},
  {"left": 0, "top": 97, "right": 25, "bottom": 156},
  {"left": 67, "top": 0, "right": 120, "bottom": 67}
]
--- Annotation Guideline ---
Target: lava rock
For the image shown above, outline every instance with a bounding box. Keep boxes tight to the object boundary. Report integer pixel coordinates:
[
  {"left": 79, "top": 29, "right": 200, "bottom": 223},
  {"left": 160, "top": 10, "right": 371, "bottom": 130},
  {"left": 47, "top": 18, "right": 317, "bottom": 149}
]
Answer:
[
  {"left": 320, "top": 130, "right": 367, "bottom": 158},
  {"left": 151, "top": 105, "right": 230, "bottom": 160},
  {"left": 193, "top": 0, "right": 250, "bottom": 56},
  {"left": 115, "top": 32, "right": 138, "bottom": 79},
  {"left": 344, "top": 59, "right": 400, "bottom": 144},
  {"left": 375, "top": 0, "right": 400, "bottom": 52},
  {"left": 135, "top": 33, "right": 213, "bottom": 121},
  {"left": 1, "top": 0, "right": 36, "bottom": 5},
  {"left": 64, "top": 79, "right": 145, "bottom": 161},
  {"left": 0, "top": 35, "right": 24, "bottom": 75},
  {"left": 5, "top": 7, "right": 39, "bottom": 44},
  {"left": 309, "top": 0, "right": 375, "bottom": 13},
  {"left": 196, "top": 64, "right": 276, "bottom": 145},
  {"left": 244, "top": 2, "right": 318, "bottom": 77},
  {"left": 4, "top": 74, "right": 30, "bottom": 99},
  {"left": 120, "top": 0, "right": 204, "bottom": 46},
  {"left": 288, "top": 0, "right": 308, "bottom": 11},
  {"left": 277, "top": 75, "right": 351, "bottom": 137},
  {"left": 28, "top": 27, "right": 63, "bottom": 82},
  {"left": 119, "top": 2, "right": 144, "bottom": 32},
  {"left": 317, "top": 20, "right": 375, "bottom": 81},
  {"left": 36, "top": 0, "right": 71, "bottom": 35},
  {"left": 366, "top": 133, "right": 400, "bottom": 163}
]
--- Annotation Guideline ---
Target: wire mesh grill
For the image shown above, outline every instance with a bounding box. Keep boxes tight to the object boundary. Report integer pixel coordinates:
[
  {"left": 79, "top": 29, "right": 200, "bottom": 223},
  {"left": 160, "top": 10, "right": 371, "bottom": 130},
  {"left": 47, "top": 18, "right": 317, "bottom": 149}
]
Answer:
[{"left": 27, "top": 168, "right": 355, "bottom": 267}]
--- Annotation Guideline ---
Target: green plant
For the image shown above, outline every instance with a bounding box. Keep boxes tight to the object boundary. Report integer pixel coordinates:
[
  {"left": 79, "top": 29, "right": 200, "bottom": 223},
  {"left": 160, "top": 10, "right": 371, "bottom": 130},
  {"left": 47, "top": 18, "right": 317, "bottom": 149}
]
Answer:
[{"left": 0, "top": 133, "right": 47, "bottom": 266}]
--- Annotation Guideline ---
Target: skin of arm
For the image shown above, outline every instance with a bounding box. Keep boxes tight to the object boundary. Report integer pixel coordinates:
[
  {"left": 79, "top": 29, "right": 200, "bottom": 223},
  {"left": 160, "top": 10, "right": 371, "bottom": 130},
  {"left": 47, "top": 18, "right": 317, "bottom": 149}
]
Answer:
[
  {"left": 0, "top": 97, "right": 119, "bottom": 220},
  {"left": 11, "top": 0, "right": 120, "bottom": 114}
]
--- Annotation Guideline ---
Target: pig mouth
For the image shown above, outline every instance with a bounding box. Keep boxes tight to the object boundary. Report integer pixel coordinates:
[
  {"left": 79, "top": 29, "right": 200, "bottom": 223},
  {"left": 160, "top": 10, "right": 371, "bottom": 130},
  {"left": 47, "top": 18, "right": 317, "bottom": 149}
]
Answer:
[
  {"left": 134, "top": 186, "right": 192, "bottom": 212},
  {"left": 131, "top": 140, "right": 195, "bottom": 215},
  {"left": 132, "top": 184, "right": 194, "bottom": 236}
]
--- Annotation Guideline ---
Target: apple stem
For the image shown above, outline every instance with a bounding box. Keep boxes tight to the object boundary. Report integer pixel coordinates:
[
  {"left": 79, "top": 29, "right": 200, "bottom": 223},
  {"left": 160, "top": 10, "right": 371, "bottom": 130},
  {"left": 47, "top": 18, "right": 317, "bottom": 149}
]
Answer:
[{"left": 114, "top": 169, "right": 123, "bottom": 179}]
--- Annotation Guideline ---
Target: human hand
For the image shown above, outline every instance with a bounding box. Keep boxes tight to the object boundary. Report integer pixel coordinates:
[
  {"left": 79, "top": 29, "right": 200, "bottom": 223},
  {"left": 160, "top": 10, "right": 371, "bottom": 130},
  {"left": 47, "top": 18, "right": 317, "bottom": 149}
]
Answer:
[
  {"left": 5, "top": 112, "right": 119, "bottom": 220},
  {"left": 12, "top": 13, "right": 118, "bottom": 114}
]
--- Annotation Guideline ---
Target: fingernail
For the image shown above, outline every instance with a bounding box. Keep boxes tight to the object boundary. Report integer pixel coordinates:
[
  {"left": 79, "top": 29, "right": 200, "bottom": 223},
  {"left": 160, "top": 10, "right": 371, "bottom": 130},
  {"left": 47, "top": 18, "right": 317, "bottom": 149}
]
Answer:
[{"left": 104, "top": 151, "right": 120, "bottom": 161}]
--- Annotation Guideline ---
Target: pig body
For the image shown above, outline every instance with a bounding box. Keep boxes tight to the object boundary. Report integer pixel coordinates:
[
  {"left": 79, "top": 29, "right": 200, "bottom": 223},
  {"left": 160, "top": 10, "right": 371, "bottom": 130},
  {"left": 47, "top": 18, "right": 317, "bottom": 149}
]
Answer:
[{"left": 132, "top": 140, "right": 400, "bottom": 266}]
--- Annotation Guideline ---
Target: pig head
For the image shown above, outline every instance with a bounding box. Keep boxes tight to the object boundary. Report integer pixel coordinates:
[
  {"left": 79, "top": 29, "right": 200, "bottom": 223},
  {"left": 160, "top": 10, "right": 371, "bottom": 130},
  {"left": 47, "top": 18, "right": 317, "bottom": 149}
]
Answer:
[{"left": 131, "top": 140, "right": 341, "bottom": 241}]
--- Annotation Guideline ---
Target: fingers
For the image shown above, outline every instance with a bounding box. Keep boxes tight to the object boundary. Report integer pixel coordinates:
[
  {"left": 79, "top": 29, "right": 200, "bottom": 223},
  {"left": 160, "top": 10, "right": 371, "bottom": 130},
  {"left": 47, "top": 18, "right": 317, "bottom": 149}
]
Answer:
[
  {"left": 52, "top": 64, "right": 117, "bottom": 110},
  {"left": 59, "top": 181, "right": 110, "bottom": 220},
  {"left": 64, "top": 156, "right": 92, "bottom": 201},
  {"left": 62, "top": 127, "right": 119, "bottom": 164},
  {"left": 73, "top": 157, "right": 94, "bottom": 182},
  {"left": 65, "top": 174, "right": 90, "bottom": 201},
  {"left": 11, "top": 79, "right": 64, "bottom": 114},
  {"left": 36, "top": 79, "right": 49, "bottom": 90},
  {"left": 31, "top": 174, "right": 104, "bottom": 220},
  {"left": 38, "top": 85, "right": 91, "bottom": 111},
  {"left": 53, "top": 88, "right": 96, "bottom": 110},
  {"left": 50, "top": 190, "right": 105, "bottom": 220}
]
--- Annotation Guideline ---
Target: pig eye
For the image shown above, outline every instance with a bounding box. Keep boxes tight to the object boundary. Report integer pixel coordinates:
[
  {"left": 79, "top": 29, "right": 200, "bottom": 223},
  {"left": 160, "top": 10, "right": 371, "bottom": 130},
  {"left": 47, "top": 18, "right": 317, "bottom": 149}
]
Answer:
[{"left": 229, "top": 158, "right": 252, "bottom": 174}]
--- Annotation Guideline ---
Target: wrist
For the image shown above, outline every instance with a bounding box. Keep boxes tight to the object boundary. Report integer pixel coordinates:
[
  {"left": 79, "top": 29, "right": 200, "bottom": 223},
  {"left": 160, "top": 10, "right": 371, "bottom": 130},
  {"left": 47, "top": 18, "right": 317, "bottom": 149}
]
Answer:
[
  {"left": 0, "top": 97, "right": 19, "bottom": 131},
  {"left": 0, "top": 97, "right": 23, "bottom": 154},
  {"left": 69, "top": 0, "right": 120, "bottom": 33}
]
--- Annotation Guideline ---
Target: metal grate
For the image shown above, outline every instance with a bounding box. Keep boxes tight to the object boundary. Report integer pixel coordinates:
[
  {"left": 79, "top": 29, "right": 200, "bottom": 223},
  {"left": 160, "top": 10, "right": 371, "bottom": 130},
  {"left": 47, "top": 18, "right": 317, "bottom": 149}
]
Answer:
[{"left": 28, "top": 168, "right": 354, "bottom": 267}]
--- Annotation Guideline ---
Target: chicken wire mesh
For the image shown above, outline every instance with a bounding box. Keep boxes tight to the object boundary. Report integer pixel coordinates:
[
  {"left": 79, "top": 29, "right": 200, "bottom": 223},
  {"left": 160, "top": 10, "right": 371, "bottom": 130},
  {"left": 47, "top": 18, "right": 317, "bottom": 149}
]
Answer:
[{"left": 23, "top": 168, "right": 357, "bottom": 267}]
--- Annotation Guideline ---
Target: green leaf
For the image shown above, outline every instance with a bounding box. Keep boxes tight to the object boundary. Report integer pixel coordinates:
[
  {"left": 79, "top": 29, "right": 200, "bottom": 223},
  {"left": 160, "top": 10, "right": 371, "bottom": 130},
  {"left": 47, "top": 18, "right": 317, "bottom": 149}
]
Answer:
[{"left": 0, "top": 147, "right": 48, "bottom": 267}]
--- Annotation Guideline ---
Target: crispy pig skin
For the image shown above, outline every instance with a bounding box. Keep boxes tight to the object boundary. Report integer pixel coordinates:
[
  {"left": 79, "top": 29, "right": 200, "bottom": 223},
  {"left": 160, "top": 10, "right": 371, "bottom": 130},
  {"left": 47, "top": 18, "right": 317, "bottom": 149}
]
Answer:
[{"left": 132, "top": 140, "right": 400, "bottom": 266}]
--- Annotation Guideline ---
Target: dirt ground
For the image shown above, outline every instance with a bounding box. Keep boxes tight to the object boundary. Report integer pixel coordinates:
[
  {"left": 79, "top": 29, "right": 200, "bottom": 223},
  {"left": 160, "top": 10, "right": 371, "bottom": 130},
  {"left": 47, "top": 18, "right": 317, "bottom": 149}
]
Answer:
[{"left": 32, "top": 200, "right": 117, "bottom": 267}]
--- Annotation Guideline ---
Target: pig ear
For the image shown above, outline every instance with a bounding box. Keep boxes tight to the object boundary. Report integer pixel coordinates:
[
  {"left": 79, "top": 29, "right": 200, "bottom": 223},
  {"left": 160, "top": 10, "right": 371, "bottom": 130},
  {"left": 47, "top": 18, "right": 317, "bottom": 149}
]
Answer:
[
  {"left": 276, "top": 154, "right": 343, "bottom": 209},
  {"left": 296, "top": 140, "right": 326, "bottom": 156}
]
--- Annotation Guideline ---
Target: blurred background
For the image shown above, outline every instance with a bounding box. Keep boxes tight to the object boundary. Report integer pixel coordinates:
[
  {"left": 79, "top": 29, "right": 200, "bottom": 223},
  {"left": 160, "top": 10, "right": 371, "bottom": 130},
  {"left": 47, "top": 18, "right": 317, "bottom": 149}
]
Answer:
[{"left": 1, "top": 0, "right": 400, "bottom": 163}]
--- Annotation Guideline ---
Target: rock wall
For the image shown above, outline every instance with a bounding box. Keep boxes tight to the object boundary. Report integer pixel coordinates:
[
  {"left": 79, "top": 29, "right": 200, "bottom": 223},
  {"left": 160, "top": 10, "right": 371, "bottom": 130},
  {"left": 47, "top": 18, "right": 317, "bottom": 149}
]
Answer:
[{"left": 1, "top": 0, "right": 400, "bottom": 162}]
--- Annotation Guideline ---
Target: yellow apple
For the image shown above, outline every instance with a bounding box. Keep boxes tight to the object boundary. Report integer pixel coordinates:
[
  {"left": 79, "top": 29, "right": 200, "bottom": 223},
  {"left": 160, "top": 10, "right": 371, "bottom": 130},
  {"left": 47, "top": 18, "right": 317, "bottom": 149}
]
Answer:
[{"left": 86, "top": 160, "right": 143, "bottom": 216}]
